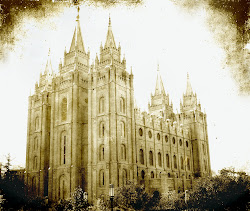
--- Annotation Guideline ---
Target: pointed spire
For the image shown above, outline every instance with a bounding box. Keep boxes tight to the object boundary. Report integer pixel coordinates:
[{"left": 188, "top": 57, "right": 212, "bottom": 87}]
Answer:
[
  {"left": 104, "top": 15, "right": 116, "bottom": 48},
  {"left": 44, "top": 49, "right": 53, "bottom": 75},
  {"left": 69, "top": 6, "right": 85, "bottom": 53},
  {"left": 186, "top": 72, "right": 193, "bottom": 95},
  {"left": 154, "top": 64, "right": 166, "bottom": 95}
]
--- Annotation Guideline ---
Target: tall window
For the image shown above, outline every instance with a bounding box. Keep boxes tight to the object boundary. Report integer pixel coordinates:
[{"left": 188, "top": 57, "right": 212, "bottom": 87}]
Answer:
[
  {"left": 99, "top": 97, "right": 105, "bottom": 113},
  {"left": 120, "top": 97, "right": 125, "bottom": 113},
  {"left": 61, "top": 98, "right": 67, "bottom": 121},
  {"left": 141, "top": 170, "right": 145, "bottom": 180},
  {"left": 173, "top": 155, "right": 177, "bottom": 169},
  {"left": 34, "top": 137, "right": 38, "bottom": 150},
  {"left": 99, "top": 122, "right": 105, "bottom": 138},
  {"left": 99, "top": 145, "right": 104, "bottom": 161},
  {"left": 122, "top": 169, "right": 127, "bottom": 186},
  {"left": 120, "top": 122, "right": 125, "bottom": 137},
  {"left": 121, "top": 145, "right": 126, "bottom": 160},
  {"left": 187, "top": 158, "right": 190, "bottom": 170},
  {"left": 60, "top": 132, "right": 67, "bottom": 165},
  {"left": 32, "top": 177, "right": 36, "bottom": 194},
  {"left": 180, "top": 156, "right": 184, "bottom": 169},
  {"left": 151, "top": 171, "right": 154, "bottom": 178},
  {"left": 34, "top": 156, "right": 38, "bottom": 169},
  {"left": 158, "top": 152, "right": 162, "bottom": 167},
  {"left": 100, "top": 170, "right": 105, "bottom": 187},
  {"left": 139, "top": 149, "right": 144, "bottom": 164},
  {"left": 166, "top": 154, "right": 170, "bottom": 168},
  {"left": 59, "top": 175, "right": 65, "bottom": 199},
  {"left": 149, "top": 151, "right": 153, "bottom": 166},
  {"left": 35, "top": 117, "right": 39, "bottom": 131}
]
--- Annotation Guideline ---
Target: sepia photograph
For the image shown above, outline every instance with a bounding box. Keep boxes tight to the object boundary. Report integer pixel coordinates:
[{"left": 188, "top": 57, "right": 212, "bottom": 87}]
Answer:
[{"left": 0, "top": 0, "right": 249, "bottom": 210}]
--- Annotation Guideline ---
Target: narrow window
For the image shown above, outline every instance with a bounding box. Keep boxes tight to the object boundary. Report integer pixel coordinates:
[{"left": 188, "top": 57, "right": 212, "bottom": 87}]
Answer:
[
  {"left": 61, "top": 98, "right": 67, "bottom": 121},
  {"left": 172, "top": 137, "right": 176, "bottom": 144},
  {"left": 187, "top": 158, "right": 190, "bottom": 170},
  {"left": 151, "top": 171, "right": 154, "bottom": 178},
  {"left": 121, "top": 145, "right": 126, "bottom": 160},
  {"left": 122, "top": 169, "right": 127, "bottom": 185},
  {"left": 99, "top": 97, "right": 104, "bottom": 113},
  {"left": 99, "top": 122, "right": 105, "bottom": 138},
  {"left": 141, "top": 170, "right": 145, "bottom": 180},
  {"left": 120, "top": 97, "right": 125, "bottom": 113},
  {"left": 149, "top": 151, "right": 153, "bottom": 166},
  {"left": 63, "top": 136, "right": 66, "bottom": 164},
  {"left": 99, "top": 145, "right": 104, "bottom": 161},
  {"left": 139, "top": 149, "right": 144, "bottom": 164},
  {"left": 35, "top": 117, "right": 39, "bottom": 131},
  {"left": 121, "top": 122, "right": 125, "bottom": 137},
  {"left": 181, "top": 156, "right": 184, "bottom": 169},
  {"left": 173, "top": 155, "right": 177, "bottom": 169},
  {"left": 100, "top": 170, "right": 105, "bottom": 187},
  {"left": 158, "top": 152, "right": 162, "bottom": 167},
  {"left": 166, "top": 154, "right": 170, "bottom": 168}
]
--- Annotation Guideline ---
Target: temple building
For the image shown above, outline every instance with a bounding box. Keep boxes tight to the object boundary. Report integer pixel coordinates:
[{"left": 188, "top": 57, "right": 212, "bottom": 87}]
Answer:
[{"left": 25, "top": 9, "right": 211, "bottom": 203}]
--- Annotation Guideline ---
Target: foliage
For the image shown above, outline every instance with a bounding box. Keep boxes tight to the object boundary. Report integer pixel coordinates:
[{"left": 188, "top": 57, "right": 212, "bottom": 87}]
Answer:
[
  {"left": 113, "top": 180, "right": 159, "bottom": 210},
  {"left": 186, "top": 168, "right": 250, "bottom": 210},
  {"left": 53, "top": 186, "right": 90, "bottom": 211}
]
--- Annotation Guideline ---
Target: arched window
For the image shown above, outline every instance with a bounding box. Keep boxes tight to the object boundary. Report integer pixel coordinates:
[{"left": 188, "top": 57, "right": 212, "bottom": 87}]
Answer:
[
  {"left": 148, "top": 130, "right": 152, "bottom": 138},
  {"left": 157, "top": 133, "right": 160, "bottom": 141},
  {"left": 120, "top": 97, "right": 125, "bottom": 113},
  {"left": 122, "top": 169, "right": 127, "bottom": 185},
  {"left": 34, "top": 156, "right": 38, "bottom": 170},
  {"left": 121, "top": 144, "right": 126, "bottom": 160},
  {"left": 141, "top": 170, "right": 145, "bottom": 180},
  {"left": 187, "top": 158, "right": 190, "bottom": 170},
  {"left": 61, "top": 98, "right": 67, "bottom": 121},
  {"left": 186, "top": 141, "right": 189, "bottom": 148},
  {"left": 99, "top": 145, "right": 104, "bottom": 161},
  {"left": 34, "top": 137, "right": 38, "bottom": 150},
  {"left": 99, "top": 170, "right": 105, "bottom": 187},
  {"left": 35, "top": 117, "right": 39, "bottom": 131},
  {"left": 99, "top": 122, "right": 105, "bottom": 138},
  {"left": 59, "top": 175, "right": 66, "bottom": 199},
  {"left": 165, "top": 135, "right": 168, "bottom": 143},
  {"left": 120, "top": 121, "right": 125, "bottom": 137},
  {"left": 60, "top": 132, "right": 67, "bottom": 165},
  {"left": 173, "top": 155, "right": 177, "bottom": 169},
  {"left": 179, "top": 139, "right": 182, "bottom": 146},
  {"left": 149, "top": 151, "right": 153, "bottom": 166},
  {"left": 99, "top": 97, "right": 105, "bottom": 113},
  {"left": 181, "top": 156, "right": 184, "bottom": 169},
  {"left": 151, "top": 171, "right": 154, "bottom": 178},
  {"left": 158, "top": 152, "right": 162, "bottom": 167},
  {"left": 166, "top": 154, "right": 170, "bottom": 168},
  {"left": 139, "top": 149, "right": 144, "bottom": 165},
  {"left": 167, "top": 173, "right": 171, "bottom": 178},
  {"left": 172, "top": 137, "right": 176, "bottom": 144},
  {"left": 204, "top": 160, "right": 207, "bottom": 171},
  {"left": 32, "top": 177, "right": 36, "bottom": 194}
]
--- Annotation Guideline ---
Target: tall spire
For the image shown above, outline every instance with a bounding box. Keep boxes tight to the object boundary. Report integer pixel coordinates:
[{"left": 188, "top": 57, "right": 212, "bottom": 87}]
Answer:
[
  {"left": 44, "top": 48, "right": 53, "bottom": 75},
  {"left": 154, "top": 64, "right": 166, "bottom": 95},
  {"left": 186, "top": 72, "right": 193, "bottom": 95},
  {"left": 69, "top": 6, "right": 85, "bottom": 53},
  {"left": 104, "top": 15, "right": 116, "bottom": 48}
]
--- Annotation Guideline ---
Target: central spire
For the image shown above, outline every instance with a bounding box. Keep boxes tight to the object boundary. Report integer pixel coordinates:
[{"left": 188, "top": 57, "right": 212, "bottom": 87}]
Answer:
[
  {"left": 154, "top": 64, "right": 166, "bottom": 95},
  {"left": 69, "top": 6, "right": 85, "bottom": 53},
  {"left": 104, "top": 15, "right": 116, "bottom": 49},
  {"left": 186, "top": 73, "right": 193, "bottom": 95}
]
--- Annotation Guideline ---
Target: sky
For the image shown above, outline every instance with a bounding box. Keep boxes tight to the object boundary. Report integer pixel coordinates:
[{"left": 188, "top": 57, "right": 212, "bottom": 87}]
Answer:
[{"left": 0, "top": 0, "right": 249, "bottom": 174}]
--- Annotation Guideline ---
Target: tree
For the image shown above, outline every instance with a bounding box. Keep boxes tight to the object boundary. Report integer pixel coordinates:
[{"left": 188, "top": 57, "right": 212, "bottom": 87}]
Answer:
[
  {"left": 114, "top": 181, "right": 157, "bottom": 210},
  {"left": 187, "top": 168, "right": 250, "bottom": 210}
]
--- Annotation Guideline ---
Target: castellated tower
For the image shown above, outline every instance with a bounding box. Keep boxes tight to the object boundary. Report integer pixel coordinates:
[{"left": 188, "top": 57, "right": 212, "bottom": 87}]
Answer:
[{"left": 26, "top": 10, "right": 211, "bottom": 203}]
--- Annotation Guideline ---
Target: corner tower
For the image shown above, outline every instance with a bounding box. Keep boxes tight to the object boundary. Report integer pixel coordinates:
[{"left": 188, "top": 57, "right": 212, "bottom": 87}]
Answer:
[
  {"left": 48, "top": 7, "right": 89, "bottom": 200},
  {"left": 179, "top": 74, "right": 211, "bottom": 177},
  {"left": 87, "top": 16, "right": 136, "bottom": 202}
]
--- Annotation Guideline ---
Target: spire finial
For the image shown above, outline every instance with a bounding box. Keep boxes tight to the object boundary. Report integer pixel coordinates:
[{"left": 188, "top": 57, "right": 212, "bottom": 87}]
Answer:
[
  {"left": 109, "top": 14, "right": 111, "bottom": 27},
  {"left": 187, "top": 72, "right": 189, "bottom": 80},
  {"left": 157, "top": 63, "right": 160, "bottom": 72},
  {"left": 77, "top": 6, "right": 80, "bottom": 21}
]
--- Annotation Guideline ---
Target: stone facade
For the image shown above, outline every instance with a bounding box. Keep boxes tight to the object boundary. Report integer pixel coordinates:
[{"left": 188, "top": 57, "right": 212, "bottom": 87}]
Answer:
[{"left": 25, "top": 12, "right": 211, "bottom": 203}]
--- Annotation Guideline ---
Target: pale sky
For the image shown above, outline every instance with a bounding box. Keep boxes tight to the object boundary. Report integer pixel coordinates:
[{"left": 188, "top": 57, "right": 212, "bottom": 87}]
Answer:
[{"left": 0, "top": 0, "right": 249, "bottom": 173}]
